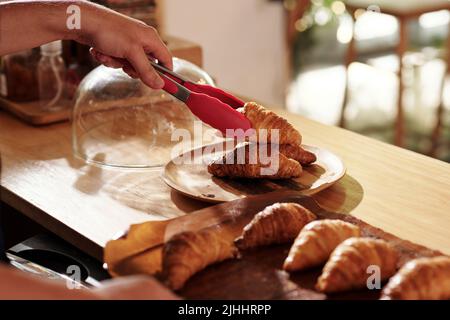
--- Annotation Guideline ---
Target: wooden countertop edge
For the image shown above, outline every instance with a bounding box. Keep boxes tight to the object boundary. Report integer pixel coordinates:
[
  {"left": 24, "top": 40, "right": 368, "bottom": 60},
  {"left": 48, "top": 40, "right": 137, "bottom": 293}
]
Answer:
[{"left": 1, "top": 185, "right": 103, "bottom": 261}]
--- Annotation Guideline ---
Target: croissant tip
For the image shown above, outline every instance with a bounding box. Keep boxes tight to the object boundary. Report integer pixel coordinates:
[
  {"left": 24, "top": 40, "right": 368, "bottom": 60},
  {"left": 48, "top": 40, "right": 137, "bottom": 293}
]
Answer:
[
  {"left": 282, "top": 263, "right": 291, "bottom": 272},
  {"left": 163, "top": 277, "right": 180, "bottom": 291},
  {"left": 234, "top": 237, "right": 245, "bottom": 250},
  {"left": 314, "top": 279, "right": 327, "bottom": 293}
]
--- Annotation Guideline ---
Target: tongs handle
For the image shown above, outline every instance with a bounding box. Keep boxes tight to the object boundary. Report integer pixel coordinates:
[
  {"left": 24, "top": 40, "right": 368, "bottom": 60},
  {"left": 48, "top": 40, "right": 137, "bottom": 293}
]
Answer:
[
  {"left": 150, "top": 60, "right": 252, "bottom": 135},
  {"left": 149, "top": 60, "right": 245, "bottom": 109}
]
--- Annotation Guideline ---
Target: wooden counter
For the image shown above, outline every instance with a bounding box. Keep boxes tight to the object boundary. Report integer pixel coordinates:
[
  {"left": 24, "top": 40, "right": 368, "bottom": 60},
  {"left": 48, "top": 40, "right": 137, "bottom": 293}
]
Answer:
[{"left": 0, "top": 109, "right": 449, "bottom": 260}]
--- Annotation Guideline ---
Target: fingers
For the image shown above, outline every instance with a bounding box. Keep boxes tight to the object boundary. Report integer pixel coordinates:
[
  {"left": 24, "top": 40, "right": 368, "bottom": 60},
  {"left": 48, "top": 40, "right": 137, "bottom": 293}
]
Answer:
[
  {"left": 126, "top": 47, "right": 165, "bottom": 89},
  {"left": 90, "top": 49, "right": 123, "bottom": 68},
  {"left": 123, "top": 65, "right": 139, "bottom": 78},
  {"left": 91, "top": 48, "right": 148, "bottom": 81},
  {"left": 89, "top": 25, "right": 172, "bottom": 89},
  {"left": 95, "top": 276, "right": 180, "bottom": 300},
  {"left": 142, "top": 27, "right": 173, "bottom": 70}
]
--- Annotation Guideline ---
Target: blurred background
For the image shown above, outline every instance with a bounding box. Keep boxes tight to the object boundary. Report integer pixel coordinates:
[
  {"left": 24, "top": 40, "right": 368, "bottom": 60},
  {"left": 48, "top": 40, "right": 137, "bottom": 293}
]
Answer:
[
  {"left": 1, "top": 0, "right": 449, "bottom": 162},
  {"left": 162, "top": 0, "right": 450, "bottom": 162}
]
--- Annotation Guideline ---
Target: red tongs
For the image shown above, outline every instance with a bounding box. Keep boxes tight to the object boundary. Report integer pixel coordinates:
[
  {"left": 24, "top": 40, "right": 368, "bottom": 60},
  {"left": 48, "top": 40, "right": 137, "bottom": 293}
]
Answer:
[{"left": 149, "top": 60, "right": 252, "bottom": 135}]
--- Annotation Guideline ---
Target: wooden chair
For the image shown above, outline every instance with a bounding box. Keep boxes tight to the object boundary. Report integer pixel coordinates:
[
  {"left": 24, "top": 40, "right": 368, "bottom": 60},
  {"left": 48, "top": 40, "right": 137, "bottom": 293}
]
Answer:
[
  {"left": 342, "top": 0, "right": 450, "bottom": 148},
  {"left": 285, "top": 0, "right": 311, "bottom": 81}
]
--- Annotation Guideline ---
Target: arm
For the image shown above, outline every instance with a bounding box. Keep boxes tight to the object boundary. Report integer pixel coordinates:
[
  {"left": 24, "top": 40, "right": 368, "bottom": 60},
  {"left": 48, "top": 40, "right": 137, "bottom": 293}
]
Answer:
[
  {"left": 0, "top": 263, "right": 179, "bottom": 300},
  {"left": 0, "top": 0, "right": 172, "bottom": 89}
]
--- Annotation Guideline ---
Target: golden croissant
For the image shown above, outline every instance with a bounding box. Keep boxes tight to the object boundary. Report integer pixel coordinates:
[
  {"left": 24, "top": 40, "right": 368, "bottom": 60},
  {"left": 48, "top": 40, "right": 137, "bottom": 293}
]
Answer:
[
  {"left": 238, "top": 102, "right": 302, "bottom": 146},
  {"left": 235, "top": 202, "right": 317, "bottom": 250},
  {"left": 316, "top": 237, "right": 398, "bottom": 293},
  {"left": 283, "top": 220, "right": 361, "bottom": 272},
  {"left": 162, "top": 229, "right": 238, "bottom": 290},
  {"left": 380, "top": 256, "right": 450, "bottom": 300},
  {"left": 207, "top": 143, "right": 302, "bottom": 179},
  {"left": 279, "top": 144, "right": 316, "bottom": 166}
]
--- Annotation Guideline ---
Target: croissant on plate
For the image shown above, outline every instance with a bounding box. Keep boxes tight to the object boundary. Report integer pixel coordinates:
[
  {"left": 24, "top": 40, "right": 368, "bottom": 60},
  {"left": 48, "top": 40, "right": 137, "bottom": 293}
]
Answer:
[
  {"left": 380, "top": 256, "right": 450, "bottom": 300},
  {"left": 316, "top": 237, "right": 398, "bottom": 293},
  {"left": 279, "top": 144, "right": 316, "bottom": 166},
  {"left": 283, "top": 219, "right": 361, "bottom": 272},
  {"left": 162, "top": 229, "right": 238, "bottom": 290},
  {"left": 207, "top": 143, "right": 302, "bottom": 179},
  {"left": 235, "top": 202, "right": 317, "bottom": 250},
  {"left": 238, "top": 102, "right": 302, "bottom": 146}
]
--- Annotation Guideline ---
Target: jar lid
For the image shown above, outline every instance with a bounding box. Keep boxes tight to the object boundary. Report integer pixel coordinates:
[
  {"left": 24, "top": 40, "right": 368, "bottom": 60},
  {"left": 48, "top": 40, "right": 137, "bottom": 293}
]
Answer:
[{"left": 72, "top": 58, "right": 217, "bottom": 168}]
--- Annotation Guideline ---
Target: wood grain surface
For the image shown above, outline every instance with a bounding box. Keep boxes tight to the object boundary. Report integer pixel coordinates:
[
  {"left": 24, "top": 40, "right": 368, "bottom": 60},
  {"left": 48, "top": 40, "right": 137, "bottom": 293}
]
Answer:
[{"left": 0, "top": 104, "right": 449, "bottom": 260}]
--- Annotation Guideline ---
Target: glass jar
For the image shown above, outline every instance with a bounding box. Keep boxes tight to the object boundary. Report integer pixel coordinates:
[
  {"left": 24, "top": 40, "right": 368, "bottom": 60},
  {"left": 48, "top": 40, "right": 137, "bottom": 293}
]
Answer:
[
  {"left": 37, "top": 41, "right": 67, "bottom": 111},
  {"left": 2, "top": 48, "right": 40, "bottom": 102}
]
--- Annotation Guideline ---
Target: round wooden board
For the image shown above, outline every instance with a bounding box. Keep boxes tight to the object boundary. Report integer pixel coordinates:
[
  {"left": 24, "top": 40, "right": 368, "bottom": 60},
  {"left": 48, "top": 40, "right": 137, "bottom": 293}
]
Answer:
[{"left": 162, "top": 142, "right": 346, "bottom": 203}]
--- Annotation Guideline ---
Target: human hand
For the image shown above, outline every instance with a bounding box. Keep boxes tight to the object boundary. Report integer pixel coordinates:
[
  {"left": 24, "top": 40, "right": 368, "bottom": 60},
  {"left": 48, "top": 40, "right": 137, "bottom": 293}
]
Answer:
[
  {"left": 0, "top": 263, "right": 178, "bottom": 300},
  {"left": 92, "top": 275, "right": 180, "bottom": 300},
  {"left": 77, "top": 2, "right": 172, "bottom": 89}
]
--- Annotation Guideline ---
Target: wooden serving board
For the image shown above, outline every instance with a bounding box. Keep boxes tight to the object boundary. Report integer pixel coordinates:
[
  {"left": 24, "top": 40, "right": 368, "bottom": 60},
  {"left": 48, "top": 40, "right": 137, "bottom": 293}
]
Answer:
[
  {"left": 104, "top": 190, "right": 444, "bottom": 300},
  {"left": 0, "top": 97, "right": 72, "bottom": 126}
]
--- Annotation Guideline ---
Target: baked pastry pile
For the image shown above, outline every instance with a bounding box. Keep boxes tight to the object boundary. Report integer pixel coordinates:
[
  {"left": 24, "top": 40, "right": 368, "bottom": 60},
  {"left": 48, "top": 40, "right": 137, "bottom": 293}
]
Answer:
[
  {"left": 161, "top": 202, "right": 450, "bottom": 299},
  {"left": 207, "top": 143, "right": 302, "bottom": 179},
  {"left": 207, "top": 102, "right": 316, "bottom": 179}
]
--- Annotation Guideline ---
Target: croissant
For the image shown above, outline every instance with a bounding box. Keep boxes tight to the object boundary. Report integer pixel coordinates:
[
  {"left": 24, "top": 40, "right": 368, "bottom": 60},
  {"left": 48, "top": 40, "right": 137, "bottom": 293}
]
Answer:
[
  {"left": 316, "top": 237, "right": 398, "bottom": 293},
  {"left": 162, "top": 229, "right": 238, "bottom": 290},
  {"left": 235, "top": 202, "right": 317, "bottom": 250},
  {"left": 283, "top": 220, "right": 361, "bottom": 272},
  {"left": 279, "top": 144, "right": 316, "bottom": 166},
  {"left": 380, "top": 256, "right": 450, "bottom": 300},
  {"left": 207, "top": 143, "right": 302, "bottom": 179},
  {"left": 238, "top": 102, "right": 302, "bottom": 146}
]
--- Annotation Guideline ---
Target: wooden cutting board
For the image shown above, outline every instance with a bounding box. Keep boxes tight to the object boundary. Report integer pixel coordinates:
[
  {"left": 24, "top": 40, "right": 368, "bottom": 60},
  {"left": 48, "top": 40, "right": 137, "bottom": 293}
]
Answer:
[
  {"left": 104, "top": 190, "right": 445, "bottom": 300},
  {"left": 0, "top": 97, "right": 72, "bottom": 125}
]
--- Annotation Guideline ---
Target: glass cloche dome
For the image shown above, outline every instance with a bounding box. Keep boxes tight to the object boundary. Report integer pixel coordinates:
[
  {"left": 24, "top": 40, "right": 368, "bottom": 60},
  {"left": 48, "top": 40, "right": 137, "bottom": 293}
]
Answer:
[{"left": 72, "top": 58, "right": 216, "bottom": 168}]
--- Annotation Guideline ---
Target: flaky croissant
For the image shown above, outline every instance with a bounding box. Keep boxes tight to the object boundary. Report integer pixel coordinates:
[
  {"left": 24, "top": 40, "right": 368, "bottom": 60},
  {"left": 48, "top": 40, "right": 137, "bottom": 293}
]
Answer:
[
  {"left": 207, "top": 143, "right": 302, "bottom": 179},
  {"left": 283, "top": 220, "right": 361, "bottom": 272},
  {"left": 238, "top": 102, "right": 302, "bottom": 146},
  {"left": 380, "top": 256, "right": 450, "bottom": 300},
  {"left": 279, "top": 144, "right": 316, "bottom": 166},
  {"left": 235, "top": 202, "right": 317, "bottom": 250},
  {"left": 316, "top": 237, "right": 398, "bottom": 293},
  {"left": 162, "top": 229, "right": 238, "bottom": 290}
]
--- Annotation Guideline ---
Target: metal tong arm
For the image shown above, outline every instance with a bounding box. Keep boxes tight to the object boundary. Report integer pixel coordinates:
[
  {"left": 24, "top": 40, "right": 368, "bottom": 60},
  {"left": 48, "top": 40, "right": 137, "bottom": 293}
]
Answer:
[
  {"left": 149, "top": 60, "right": 245, "bottom": 109},
  {"left": 152, "top": 63, "right": 191, "bottom": 103},
  {"left": 149, "top": 60, "right": 191, "bottom": 84}
]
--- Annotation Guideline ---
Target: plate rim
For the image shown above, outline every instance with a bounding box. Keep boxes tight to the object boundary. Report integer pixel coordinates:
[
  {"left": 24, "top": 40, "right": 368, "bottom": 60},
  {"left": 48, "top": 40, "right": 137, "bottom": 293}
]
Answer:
[{"left": 161, "top": 142, "right": 346, "bottom": 203}]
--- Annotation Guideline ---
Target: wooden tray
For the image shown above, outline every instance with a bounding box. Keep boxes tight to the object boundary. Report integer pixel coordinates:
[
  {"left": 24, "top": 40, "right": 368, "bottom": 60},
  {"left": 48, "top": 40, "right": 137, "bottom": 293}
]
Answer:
[
  {"left": 0, "top": 97, "right": 72, "bottom": 126},
  {"left": 162, "top": 142, "right": 346, "bottom": 203},
  {"left": 104, "top": 190, "right": 444, "bottom": 300}
]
